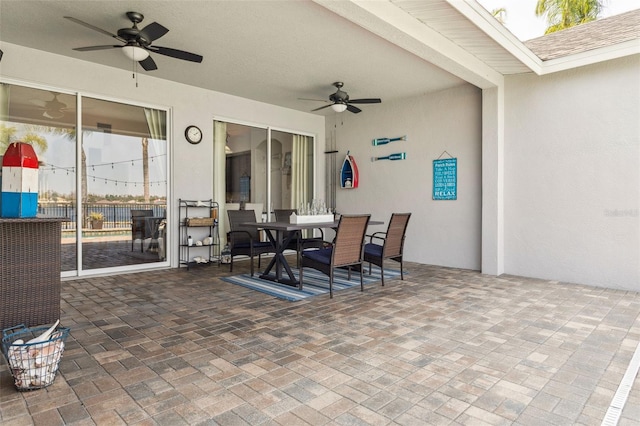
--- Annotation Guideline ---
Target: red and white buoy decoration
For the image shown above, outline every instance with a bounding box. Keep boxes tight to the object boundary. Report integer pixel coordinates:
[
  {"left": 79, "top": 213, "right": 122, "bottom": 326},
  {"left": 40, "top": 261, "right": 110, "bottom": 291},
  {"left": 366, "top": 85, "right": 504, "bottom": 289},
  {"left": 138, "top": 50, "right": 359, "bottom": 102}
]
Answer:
[{"left": 1, "top": 142, "right": 39, "bottom": 218}]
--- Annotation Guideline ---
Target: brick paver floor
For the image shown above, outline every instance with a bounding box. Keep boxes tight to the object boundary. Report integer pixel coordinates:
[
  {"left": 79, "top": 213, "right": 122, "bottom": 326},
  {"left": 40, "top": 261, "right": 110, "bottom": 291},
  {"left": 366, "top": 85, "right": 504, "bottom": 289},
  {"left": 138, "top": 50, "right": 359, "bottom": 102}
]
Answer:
[{"left": 1, "top": 261, "right": 639, "bottom": 425}]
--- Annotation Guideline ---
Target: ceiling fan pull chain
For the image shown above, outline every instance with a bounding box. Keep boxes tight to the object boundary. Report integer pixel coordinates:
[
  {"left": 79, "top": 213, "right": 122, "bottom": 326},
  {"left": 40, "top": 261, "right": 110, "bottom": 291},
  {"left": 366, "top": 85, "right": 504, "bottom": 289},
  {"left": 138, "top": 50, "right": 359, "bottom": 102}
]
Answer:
[{"left": 132, "top": 59, "right": 139, "bottom": 88}]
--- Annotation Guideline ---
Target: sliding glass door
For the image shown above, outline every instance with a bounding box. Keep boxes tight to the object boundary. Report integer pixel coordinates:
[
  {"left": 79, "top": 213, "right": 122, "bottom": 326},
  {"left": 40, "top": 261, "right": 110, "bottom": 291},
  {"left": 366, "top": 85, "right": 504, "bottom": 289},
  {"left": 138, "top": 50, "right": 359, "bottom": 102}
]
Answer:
[
  {"left": 0, "top": 82, "right": 168, "bottom": 276},
  {"left": 214, "top": 120, "right": 315, "bottom": 240},
  {"left": 80, "top": 97, "right": 167, "bottom": 272}
]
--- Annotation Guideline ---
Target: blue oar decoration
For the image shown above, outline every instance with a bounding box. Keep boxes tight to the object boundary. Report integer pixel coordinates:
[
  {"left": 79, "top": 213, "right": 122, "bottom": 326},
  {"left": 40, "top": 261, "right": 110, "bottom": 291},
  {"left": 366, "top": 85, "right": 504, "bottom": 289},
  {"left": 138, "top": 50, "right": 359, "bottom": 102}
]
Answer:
[
  {"left": 371, "top": 152, "right": 406, "bottom": 162},
  {"left": 372, "top": 135, "right": 406, "bottom": 146}
]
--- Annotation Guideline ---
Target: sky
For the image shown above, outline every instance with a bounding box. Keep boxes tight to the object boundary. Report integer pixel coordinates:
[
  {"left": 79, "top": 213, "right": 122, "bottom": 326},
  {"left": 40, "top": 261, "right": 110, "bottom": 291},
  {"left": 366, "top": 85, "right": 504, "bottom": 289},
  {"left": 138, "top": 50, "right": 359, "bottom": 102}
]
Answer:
[{"left": 476, "top": 0, "right": 639, "bottom": 40}]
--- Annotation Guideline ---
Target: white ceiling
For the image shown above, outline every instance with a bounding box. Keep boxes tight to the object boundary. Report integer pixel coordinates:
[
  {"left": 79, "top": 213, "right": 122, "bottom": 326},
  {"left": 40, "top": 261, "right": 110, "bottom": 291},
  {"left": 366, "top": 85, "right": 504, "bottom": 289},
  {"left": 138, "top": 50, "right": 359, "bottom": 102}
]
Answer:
[{"left": 0, "top": 0, "right": 528, "bottom": 115}]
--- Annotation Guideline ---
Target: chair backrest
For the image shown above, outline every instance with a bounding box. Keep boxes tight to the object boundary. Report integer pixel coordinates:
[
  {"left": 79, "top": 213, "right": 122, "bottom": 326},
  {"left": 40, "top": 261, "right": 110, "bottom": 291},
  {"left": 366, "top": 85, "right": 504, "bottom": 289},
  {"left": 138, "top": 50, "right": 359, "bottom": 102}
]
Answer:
[
  {"left": 131, "top": 209, "right": 153, "bottom": 219},
  {"left": 228, "top": 209, "right": 260, "bottom": 246},
  {"left": 383, "top": 213, "right": 411, "bottom": 257},
  {"left": 274, "top": 209, "right": 296, "bottom": 223},
  {"left": 332, "top": 214, "right": 370, "bottom": 268},
  {"left": 131, "top": 209, "right": 154, "bottom": 238}
]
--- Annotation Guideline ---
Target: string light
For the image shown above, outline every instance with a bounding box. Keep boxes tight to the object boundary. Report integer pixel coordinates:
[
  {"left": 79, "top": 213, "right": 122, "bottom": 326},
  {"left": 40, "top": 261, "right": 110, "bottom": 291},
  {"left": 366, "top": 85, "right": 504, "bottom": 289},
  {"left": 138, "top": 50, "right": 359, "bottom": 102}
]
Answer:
[{"left": 41, "top": 162, "right": 167, "bottom": 187}]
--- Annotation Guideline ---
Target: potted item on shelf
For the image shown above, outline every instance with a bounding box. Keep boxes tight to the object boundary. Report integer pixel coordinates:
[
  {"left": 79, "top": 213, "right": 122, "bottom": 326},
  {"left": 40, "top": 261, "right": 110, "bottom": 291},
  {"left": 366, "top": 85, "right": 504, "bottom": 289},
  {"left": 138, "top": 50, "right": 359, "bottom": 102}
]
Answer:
[{"left": 89, "top": 211, "right": 104, "bottom": 230}]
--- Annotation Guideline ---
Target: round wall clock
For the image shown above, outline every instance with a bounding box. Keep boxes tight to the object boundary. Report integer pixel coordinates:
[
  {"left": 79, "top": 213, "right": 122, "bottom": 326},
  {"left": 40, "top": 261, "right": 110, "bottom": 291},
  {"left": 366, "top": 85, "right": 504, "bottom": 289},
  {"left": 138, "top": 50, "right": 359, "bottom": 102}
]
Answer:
[{"left": 185, "top": 125, "right": 202, "bottom": 144}]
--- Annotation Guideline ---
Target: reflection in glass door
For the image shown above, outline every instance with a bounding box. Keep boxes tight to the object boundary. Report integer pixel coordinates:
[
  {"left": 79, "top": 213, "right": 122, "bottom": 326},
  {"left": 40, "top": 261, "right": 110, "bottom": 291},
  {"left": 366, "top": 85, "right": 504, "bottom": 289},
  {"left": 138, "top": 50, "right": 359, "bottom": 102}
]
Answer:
[
  {"left": 0, "top": 84, "right": 78, "bottom": 272},
  {"left": 0, "top": 82, "right": 168, "bottom": 275},
  {"left": 214, "top": 120, "right": 314, "bottom": 241},
  {"left": 269, "top": 130, "right": 314, "bottom": 214},
  {"left": 80, "top": 97, "right": 167, "bottom": 271}
]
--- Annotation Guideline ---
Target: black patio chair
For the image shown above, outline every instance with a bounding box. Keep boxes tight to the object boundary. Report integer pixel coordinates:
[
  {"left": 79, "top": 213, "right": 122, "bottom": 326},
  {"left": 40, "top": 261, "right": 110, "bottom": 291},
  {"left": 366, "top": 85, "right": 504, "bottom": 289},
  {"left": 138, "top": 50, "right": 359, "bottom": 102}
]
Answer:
[
  {"left": 227, "top": 209, "right": 276, "bottom": 276},
  {"left": 131, "top": 209, "right": 154, "bottom": 252}
]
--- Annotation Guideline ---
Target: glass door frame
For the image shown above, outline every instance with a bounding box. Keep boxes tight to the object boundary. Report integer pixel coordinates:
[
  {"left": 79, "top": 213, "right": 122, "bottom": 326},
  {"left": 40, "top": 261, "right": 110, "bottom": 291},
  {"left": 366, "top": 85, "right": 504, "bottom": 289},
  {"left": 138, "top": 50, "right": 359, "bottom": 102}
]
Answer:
[
  {"left": 213, "top": 116, "right": 317, "bottom": 226},
  {"left": 73, "top": 93, "right": 172, "bottom": 278},
  {"left": 2, "top": 79, "right": 172, "bottom": 278}
]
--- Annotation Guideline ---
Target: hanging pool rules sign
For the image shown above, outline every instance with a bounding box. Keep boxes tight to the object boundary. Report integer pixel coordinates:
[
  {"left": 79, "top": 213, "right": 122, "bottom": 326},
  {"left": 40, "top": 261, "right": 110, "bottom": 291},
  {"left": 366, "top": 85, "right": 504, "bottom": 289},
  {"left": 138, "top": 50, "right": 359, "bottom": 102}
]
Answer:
[{"left": 433, "top": 158, "right": 457, "bottom": 200}]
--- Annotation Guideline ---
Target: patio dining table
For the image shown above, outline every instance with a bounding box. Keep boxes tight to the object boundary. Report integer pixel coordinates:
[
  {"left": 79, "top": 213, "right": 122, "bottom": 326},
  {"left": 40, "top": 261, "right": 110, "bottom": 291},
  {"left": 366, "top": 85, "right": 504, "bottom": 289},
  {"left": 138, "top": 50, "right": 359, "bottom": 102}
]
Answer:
[{"left": 240, "top": 219, "right": 383, "bottom": 288}]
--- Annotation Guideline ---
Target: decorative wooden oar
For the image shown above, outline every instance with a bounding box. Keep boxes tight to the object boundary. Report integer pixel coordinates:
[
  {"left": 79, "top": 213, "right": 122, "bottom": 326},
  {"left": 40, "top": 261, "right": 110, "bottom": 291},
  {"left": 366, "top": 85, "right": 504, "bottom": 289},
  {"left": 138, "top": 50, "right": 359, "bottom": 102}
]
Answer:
[
  {"left": 371, "top": 152, "right": 406, "bottom": 162},
  {"left": 372, "top": 135, "right": 406, "bottom": 146}
]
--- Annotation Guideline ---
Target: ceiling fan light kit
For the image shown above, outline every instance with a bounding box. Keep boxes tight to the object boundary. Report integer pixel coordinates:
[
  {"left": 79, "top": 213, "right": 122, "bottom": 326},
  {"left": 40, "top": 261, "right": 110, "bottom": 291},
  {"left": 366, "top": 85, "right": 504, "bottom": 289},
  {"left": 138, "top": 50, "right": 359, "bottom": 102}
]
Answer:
[
  {"left": 43, "top": 109, "right": 65, "bottom": 120},
  {"left": 304, "top": 82, "right": 381, "bottom": 114},
  {"left": 331, "top": 103, "right": 347, "bottom": 113},
  {"left": 122, "top": 45, "right": 149, "bottom": 61}
]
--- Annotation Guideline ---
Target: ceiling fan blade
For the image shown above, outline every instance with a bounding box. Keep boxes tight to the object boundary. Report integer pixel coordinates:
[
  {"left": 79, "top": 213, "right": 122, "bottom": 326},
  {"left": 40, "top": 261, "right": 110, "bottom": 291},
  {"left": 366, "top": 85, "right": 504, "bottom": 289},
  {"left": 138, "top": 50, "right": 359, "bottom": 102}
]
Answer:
[
  {"left": 311, "top": 104, "right": 333, "bottom": 112},
  {"left": 139, "top": 22, "right": 169, "bottom": 42},
  {"left": 149, "top": 46, "right": 203, "bottom": 63},
  {"left": 139, "top": 55, "right": 158, "bottom": 71},
  {"left": 64, "top": 16, "right": 125, "bottom": 42},
  {"left": 73, "top": 45, "right": 122, "bottom": 52},
  {"left": 346, "top": 104, "right": 362, "bottom": 114},
  {"left": 348, "top": 98, "right": 382, "bottom": 104},
  {"left": 299, "top": 98, "right": 330, "bottom": 103}
]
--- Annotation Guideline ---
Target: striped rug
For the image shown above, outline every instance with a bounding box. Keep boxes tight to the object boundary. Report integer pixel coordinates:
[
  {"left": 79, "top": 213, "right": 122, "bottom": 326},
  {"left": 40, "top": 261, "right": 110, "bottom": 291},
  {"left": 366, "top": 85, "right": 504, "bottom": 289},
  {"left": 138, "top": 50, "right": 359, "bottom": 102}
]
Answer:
[{"left": 221, "top": 266, "right": 403, "bottom": 301}]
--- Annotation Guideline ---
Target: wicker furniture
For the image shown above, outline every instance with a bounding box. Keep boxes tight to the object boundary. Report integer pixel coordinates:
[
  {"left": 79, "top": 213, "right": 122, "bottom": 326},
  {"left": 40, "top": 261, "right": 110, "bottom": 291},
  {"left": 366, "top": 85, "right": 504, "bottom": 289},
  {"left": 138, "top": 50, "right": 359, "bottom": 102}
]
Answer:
[
  {"left": 131, "top": 209, "right": 154, "bottom": 252},
  {"left": 364, "top": 212, "right": 411, "bottom": 286},
  {"left": 300, "top": 214, "right": 371, "bottom": 298},
  {"left": 0, "top": 217, "right": 65, "bottom": 331},
  {"left": 227, "top": 209, "right": 276, "bottom": 276}
]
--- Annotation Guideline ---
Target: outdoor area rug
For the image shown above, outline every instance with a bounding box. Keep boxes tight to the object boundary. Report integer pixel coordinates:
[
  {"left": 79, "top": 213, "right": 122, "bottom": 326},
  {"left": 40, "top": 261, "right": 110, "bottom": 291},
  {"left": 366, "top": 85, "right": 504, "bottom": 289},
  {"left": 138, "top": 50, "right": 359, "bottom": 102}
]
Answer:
[{"left": 221, "top": 266, "right": 404, "bottom": 301}]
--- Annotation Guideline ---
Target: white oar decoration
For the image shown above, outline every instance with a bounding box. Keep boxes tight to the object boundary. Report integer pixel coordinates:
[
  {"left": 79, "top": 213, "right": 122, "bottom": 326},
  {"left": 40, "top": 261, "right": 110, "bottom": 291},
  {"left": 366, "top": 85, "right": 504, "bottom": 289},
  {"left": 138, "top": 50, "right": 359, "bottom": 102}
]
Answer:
[
  {"left": 371, "top": 152, "right": 406, "bottom": 162},
  {"left": 372, "top": 135, "right": 406, "bottom": 146}
]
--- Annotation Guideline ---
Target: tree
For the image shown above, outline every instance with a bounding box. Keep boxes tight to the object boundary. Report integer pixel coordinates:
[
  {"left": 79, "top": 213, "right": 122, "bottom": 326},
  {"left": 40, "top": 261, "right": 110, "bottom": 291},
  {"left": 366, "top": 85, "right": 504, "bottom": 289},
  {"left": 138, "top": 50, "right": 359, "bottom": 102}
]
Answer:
[
  {"left": 0, "top": 124, "right": 48, "bottom": 154},
  {"left": 535, "top": 0, "right": 604, "bottom": 34},
  {"left": 142, "top": 137, "right": 150, "bottom": 203},
  {"left": 492, "top": 7, "right": 507, "bottom": 24}
]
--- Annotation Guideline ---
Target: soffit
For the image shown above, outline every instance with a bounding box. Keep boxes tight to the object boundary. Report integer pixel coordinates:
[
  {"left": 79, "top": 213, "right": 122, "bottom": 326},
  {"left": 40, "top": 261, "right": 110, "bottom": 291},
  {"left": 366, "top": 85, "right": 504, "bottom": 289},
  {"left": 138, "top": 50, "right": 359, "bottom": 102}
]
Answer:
[{"left": 390, "top": 0, "right": 534, "bottom": 75}]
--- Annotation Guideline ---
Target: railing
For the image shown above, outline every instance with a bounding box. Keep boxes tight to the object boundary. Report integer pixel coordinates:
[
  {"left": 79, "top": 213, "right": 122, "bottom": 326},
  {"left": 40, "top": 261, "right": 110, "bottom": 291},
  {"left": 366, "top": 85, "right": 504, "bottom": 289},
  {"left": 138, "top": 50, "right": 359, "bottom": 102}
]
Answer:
[{"left": 38, "top": 203, "right": 166, "bottom": 230}]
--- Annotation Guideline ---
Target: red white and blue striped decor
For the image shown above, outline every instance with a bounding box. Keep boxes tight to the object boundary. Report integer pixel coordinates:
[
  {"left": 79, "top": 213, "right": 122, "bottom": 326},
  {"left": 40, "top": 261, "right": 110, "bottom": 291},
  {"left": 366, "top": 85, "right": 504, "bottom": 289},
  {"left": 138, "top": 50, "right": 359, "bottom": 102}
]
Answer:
[{"left": 1, "top": 142, "right": 39, "bottom": 218}]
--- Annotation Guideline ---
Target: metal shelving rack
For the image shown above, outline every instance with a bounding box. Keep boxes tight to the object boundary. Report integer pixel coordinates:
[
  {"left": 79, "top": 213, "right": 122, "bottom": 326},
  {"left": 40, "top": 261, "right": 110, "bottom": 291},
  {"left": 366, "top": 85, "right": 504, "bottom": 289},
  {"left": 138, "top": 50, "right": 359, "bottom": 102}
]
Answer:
[{"left": 178, "top": 199, "right": 220, "bottom": 269}]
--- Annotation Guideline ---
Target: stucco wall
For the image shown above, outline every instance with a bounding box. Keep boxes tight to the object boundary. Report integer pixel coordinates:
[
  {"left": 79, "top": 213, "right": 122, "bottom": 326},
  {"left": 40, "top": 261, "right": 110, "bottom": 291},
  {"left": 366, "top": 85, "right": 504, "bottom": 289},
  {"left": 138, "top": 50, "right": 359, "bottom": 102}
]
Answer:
[
  {"left": 504, "top": 55, "right": 640, "bottom": 291},
  {"left": 0, "top": 42, "right": 326, "bottom": 269},
  {"left": 333, "top": 84, "right": 483, "bottom": 270}
]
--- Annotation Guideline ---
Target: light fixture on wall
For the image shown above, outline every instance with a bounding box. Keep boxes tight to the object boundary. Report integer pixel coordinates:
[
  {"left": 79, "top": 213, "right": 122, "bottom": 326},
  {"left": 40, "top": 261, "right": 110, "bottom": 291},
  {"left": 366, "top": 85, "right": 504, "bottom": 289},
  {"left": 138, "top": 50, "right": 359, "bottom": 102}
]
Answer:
[
  {"left": 331, "top": 102, "right": 347, "bottom": 113},
  {"left": 122, "top": 45, "right": 149, "bottom": 61}
]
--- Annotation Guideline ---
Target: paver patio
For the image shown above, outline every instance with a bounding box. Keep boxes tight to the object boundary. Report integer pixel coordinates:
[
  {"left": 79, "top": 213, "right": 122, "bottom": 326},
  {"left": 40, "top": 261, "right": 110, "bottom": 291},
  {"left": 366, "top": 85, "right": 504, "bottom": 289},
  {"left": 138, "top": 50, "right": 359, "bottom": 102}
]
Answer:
[{"left": 1, "top": 260, "right": 639, "bottom": 425}]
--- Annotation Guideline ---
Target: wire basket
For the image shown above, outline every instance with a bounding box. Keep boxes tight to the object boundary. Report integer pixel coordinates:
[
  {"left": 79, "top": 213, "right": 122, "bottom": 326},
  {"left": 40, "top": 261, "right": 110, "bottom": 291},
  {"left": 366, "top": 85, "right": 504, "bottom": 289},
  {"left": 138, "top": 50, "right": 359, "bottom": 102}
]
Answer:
[
  {"left": 186, "top": 217, "right": 215, "bottom": 226},
  {"left": 2, "top": 323, "right": 70, "bottom": 391}
]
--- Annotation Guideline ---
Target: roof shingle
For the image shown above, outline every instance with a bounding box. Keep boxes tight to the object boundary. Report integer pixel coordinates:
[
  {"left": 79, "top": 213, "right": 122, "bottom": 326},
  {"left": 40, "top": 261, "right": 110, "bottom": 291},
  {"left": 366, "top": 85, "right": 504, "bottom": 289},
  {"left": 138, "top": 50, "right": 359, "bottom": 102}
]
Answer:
[{"left": 525, "top": 8, "right": 640, "bottom": 60}]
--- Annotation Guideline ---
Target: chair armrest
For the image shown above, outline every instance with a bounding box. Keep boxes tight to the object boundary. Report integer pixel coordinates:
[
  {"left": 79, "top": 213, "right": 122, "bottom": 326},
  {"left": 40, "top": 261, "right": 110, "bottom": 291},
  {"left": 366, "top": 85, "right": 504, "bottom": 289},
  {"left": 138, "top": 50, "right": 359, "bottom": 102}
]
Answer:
[
  {"left": 367, "top": 231, "right": 387, "bottom": 244},
  {"left": 313, "top": 227, "right": 325, "bottom": 239},
  {"left": 299, "top": 236, "right": 328, "bottom": 249}
]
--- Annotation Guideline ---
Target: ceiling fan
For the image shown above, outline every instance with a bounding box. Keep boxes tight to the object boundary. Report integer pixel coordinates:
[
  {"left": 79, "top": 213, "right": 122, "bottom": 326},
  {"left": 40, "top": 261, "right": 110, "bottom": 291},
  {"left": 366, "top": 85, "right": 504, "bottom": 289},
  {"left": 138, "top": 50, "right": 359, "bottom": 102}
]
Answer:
[
  {"left": 301, "top": 82, "right": 381, "bottom": 113},
  {"left": 30, "top": 92, "right": 70, "bottom": 119},
  {"left": 64, "top": 11, "right": 203, "bottom": 71}
]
